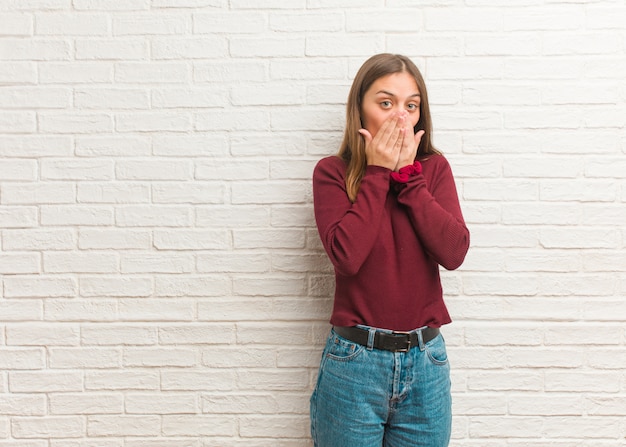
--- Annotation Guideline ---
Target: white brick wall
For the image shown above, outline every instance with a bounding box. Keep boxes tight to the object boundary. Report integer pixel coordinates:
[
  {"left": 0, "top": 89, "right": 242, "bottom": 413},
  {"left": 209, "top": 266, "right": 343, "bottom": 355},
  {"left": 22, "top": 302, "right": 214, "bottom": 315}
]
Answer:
[{"left": 0, "top": 1, "right": 625, "bottom": 445}]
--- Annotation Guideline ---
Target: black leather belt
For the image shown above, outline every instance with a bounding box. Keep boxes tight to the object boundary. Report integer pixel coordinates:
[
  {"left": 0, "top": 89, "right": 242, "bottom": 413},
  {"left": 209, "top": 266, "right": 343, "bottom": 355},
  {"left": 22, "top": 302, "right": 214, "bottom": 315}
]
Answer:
[{"left": 333, "top": 326, "right": 440, "bottom": 352}]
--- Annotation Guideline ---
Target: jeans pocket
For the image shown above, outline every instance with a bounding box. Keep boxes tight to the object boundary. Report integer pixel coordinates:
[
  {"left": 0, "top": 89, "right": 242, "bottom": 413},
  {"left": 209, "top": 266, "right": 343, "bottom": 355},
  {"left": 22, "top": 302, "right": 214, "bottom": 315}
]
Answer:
[
  {"left": 326, "top": 330, "right": 365, "bottom": 362},
  {"left": 425, "top": 333, "right": 449, "bottom": 366}
]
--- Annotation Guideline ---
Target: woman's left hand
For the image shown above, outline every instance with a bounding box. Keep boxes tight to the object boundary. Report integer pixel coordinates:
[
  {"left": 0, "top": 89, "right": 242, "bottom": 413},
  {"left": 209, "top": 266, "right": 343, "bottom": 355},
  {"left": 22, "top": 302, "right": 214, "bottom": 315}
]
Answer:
[{"left": 395, "top": 129, "right": 425, "bottom": 171}]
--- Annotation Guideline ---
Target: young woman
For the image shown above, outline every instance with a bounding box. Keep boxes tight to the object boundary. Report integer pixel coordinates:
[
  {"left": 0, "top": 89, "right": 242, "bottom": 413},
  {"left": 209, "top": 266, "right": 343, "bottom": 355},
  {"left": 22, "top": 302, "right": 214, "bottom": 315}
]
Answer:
[{"left": 310, "top": 53, "right": 470, "bottom": 447}]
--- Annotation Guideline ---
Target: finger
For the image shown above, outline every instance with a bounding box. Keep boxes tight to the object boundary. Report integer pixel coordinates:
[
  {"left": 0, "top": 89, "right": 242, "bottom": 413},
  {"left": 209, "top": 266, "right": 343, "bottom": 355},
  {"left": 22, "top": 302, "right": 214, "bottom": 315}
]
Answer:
[
  {"left": 375, "top": 114, "right": 401, "bottom": 148},
  {"left": 358, "top": 128, "right": 372, "bottom": 145},
  {"left": 414, "top": 129, "right": 425, "bottom": 147}
]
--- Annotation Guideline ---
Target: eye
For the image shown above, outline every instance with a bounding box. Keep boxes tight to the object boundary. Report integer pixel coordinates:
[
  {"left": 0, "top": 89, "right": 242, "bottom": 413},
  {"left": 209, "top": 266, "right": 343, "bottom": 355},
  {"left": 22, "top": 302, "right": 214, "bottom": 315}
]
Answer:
[
  {"left": 407, "top": 103, "right": 419, "bottom": 111},
  {"left": 380, "top": 100, "right": 392, "bottom": 108}
]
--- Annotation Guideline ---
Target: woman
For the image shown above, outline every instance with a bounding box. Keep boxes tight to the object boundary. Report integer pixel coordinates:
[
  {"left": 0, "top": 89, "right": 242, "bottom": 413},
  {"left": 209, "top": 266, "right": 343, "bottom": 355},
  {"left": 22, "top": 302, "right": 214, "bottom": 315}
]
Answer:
[{"left": 310, "top": 53, "right": 470, "bottom": 447}]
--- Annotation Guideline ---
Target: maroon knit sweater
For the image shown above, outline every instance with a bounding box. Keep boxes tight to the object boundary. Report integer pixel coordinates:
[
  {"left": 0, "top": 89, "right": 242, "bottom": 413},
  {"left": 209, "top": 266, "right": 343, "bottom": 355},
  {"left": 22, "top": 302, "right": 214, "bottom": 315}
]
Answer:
[{"left": 313, "top": 154, "right": 470, "bottom": 331}]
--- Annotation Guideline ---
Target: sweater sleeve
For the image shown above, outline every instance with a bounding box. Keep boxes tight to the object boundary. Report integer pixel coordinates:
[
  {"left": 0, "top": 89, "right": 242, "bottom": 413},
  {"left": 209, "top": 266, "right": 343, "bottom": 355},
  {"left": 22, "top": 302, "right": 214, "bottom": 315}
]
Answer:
[
  {"left": 395, "top": 156, "right": 470, "bottom": 270},
  {"left": 313, "top": 157, "right": 391, "bottom": 276}
]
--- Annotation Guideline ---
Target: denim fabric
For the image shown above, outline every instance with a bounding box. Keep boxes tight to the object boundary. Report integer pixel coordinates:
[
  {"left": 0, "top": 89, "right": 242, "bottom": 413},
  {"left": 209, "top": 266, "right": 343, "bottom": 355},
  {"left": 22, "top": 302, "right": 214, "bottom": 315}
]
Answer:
[{"left": 310, "top": 327, "right": 451, "bottom": 447}]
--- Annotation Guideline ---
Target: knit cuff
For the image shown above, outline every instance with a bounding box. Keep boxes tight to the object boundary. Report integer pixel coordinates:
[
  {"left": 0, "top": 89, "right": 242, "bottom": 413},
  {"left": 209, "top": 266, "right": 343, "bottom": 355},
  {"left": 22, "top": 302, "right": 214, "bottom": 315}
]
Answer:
[{"left": 390, "top": 161, "right": 423, "bottom": 183}]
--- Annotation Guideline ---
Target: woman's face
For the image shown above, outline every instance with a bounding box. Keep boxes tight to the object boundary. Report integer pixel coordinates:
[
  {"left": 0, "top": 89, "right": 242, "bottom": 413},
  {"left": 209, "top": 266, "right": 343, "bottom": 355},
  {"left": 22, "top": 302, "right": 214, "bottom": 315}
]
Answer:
[{"left": 360, "top": 71, "right": 421, "bottom": 138}]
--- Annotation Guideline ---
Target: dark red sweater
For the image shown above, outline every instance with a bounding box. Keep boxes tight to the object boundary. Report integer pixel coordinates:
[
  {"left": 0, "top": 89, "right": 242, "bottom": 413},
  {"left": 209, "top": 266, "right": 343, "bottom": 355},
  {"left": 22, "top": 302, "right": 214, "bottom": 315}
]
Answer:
[{"left": 313, "top": 154, "right": 469, "bottom": 331}]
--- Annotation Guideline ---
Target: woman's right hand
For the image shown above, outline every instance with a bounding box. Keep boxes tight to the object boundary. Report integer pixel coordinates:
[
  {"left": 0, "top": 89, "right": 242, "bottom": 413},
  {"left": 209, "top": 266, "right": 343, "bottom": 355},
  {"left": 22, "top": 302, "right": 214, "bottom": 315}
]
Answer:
[{"left": 358, "top": 113, "right": 406, "bottom": 171}]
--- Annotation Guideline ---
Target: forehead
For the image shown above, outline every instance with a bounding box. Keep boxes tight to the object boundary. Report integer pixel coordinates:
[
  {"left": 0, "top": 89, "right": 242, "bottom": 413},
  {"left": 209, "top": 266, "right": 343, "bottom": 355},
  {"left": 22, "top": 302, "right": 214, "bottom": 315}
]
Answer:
[{"left": 367, "top": 71, "right": 420, "bottom": 96}]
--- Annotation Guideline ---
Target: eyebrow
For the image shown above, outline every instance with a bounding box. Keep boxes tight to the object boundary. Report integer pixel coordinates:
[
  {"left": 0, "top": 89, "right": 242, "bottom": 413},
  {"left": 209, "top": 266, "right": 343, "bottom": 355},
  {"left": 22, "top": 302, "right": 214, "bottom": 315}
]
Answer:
[{"left": 376, "top": 90, "right": 421, "bottom": 98}]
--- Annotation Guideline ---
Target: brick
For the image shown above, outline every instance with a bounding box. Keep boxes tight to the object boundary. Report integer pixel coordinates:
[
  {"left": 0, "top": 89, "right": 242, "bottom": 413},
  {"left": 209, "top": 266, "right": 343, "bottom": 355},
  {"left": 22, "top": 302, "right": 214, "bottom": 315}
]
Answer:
[
  {"left": 125, "top": 393, "right": 197, "bottom": 414},
  {"left": 115, "top": 206, "right": 192, "bottom": 227},
  {"left": 118, "top": 299, "right": 195, "bottom": 322},
  {"left": 152, "top": 182, "right": 225, "bottom": 204},
  {"left": 153, "top": 0, "right": 223, "bottom": 7},
  {"left": 0, "top": 86, "right": 70, "bottom": 108},
  {"left": 0, "top": 39, "right": 70, "bottom": 61},
  {"left": 4, "top": 276, "right": 77, "bottom": 298},
  {"left": 49, "top": 348, "right": 121, "bottom": 369},
  {"left": 270, "top": 205, "right": 315, "bottom": 228},
  {"left": 44, "top": 299, "right": 117, "bottom": 322},
  {"left": 121, "top": 253, "right": 194, "bottom": 273},
  {"left": 230, "top": 133, "right": 306, "bottom": 156},
  {"left": 76, "top": 136, "right": 151, "bottom": 156},
  {"left": 78, "top": 229, "right": 150, "bottom": 250},
  {"left": 346, "top": 10, "right": 422, "bottom": 32},
  {"left": 239, "top": 415, "right": 309, "bottom": 438},
  {"left": 0, "top": 300, "right": 43, "bottom": 324},
  {"left": 305, "top": 34, "right": 383, "bottom": 57},
  {"left": 193, "top": 11, "right": 266, "bottom": 34},
  {"left": 540, "top": 228, "right": 619, "bottom": 249},
  {"left": 42, "top": 159, "right": 114, "bottom": 180},
  {"left": 230, "top": 36, "right": 304, "bottom": 57},
  {"left": 123, "top": 348, "right": 196, "bottom": 367},
  {"left": 38, "top": 112, "right": 113, "bottom": 134},
  {"left": 0, "top": 395, "right": 46, "bottom": 416},
  {"left": 196, "top": 205, "right": 270, "bottom": 227},
  {"left": 0, "top": 62, "right": 37, "bottom": 84},
  {"left": 39, "top": 62, "right": 112, "bottom": 84},
  {"left": 81, "top": 325, "right": 156, "bottom": 345},
  {"left": 152, "top": 37, "right": 227, "bottom": 59},
  {"left": 233, "top": 229, "right": 305, "bottom": 249},
  {"left": 161, "top": 370, "right": 235, "bottom": 391},
  {"left": 115, "top": 62, "right": 189, "bottom": 83},
  {"left": 0, "top": 253, "right": 40, "bottom": 274},
  {"left": 0, "top": 111, "right": 36, "bottom": 133},
  {"left": 9, "top": 372, "right": 83, "bottom": 393},
  {"left": 113, "top": 14, "right": 189, "bottom": 35},
  {"left": 2, "top": 228, "right": 76, "bottom": 251},
  {"left": 115, "top": 112, "right": 192, "bottom": 132},
  {"left": 231, "top": 83, "right": 305, "bottom": 106},
  {"left": 153, "top": 134, "right": 229, "bottom": 157},
  {"left": 12, "top": 417, "right": 85, "bottom": 439},
  {"left": 425, "top": 8, "right": 502, "bottom": 32},
  {"left": 85, "top": 371, "right": 159, "bottom": 391},
  {"left": 0, "top": 13, "right": 33, "bottom": 36},
  {"left": 0, "top": 349, "right": 45, "bottom": 370},
  {"left": 197, "top": 252, "right": 271, "bottom": 273},
  {"left": 78, "top": 182, "right": 150, "bottom": 204},
  {"left": 465, "top": 34, "right": 540, "bottom": 56},
  {"left": 195, "top": 159, "right": 268, "bottom": 180},
  {"left": 75, "top": 39, "right": 148, "bottom": 60},
  {"left": 41, "top": 205, "right": 114, "bottom": 226},
  {"left": 231, "top": 182, "right": 308, "bottom": 204},
  {"left": 503, "top": 6, "right": 584, "bottom": 31},
  {"left": 87, "top": 416, "right": 160, "bottom": 437},
  {"left": 116, "top": 160, "right": 193, "bottom": 180},
  {"left": 80, "top": 276, "right": 152, "bottom": 298},
  {"left": 194, "top": 60, "right": 267, "bottom": 83},
  {"left": 198, "top": 297, "right": 272, "bottom": 322},
  {"left": 49, "top": 393, "right": 123, "bottom": 415},
  {"left": 6, "top": 324, "right": 79, "bottom": 346},
  {"left": 159, "top": 324, "right": 235, "bottom": 345},
  {"left": 154, "top": 276, "right": 231, "bottom": 297},
  {"left": 161, "top": 415, "right": 235, "bottom": 436},
  {"left": 75, "top": 88, "right": 150, "bottom": 109},
  {"left": 35, "top": 12, "right": 108, "bottom": 35},
  {"left": 72, "top": 0, "right": 149, "bottom": 10},
  {"left": 0, "top": 136, "right": 70, "bottom": 157},
  {"left": 153, "top": 229, "right": 230, "bottom": 250},
  {"left": 2, "top": 182, "right": 74, "bottom": 204},
  {"left": 152, "top": 87, "right": 227, "bottom": 108},
  {"left": 270, "top": 12, "right": 341, "bottom": 32}
]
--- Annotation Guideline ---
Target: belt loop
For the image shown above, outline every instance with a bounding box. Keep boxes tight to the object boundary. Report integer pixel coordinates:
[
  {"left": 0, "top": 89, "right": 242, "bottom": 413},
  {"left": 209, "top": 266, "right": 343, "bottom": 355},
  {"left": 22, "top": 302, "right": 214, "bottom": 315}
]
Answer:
[
  {"left": 366, "top": 327, "right": 376, "bottom": 351},
  {"left": 417, "top": 328, "right": 426, "bottom": 351}
]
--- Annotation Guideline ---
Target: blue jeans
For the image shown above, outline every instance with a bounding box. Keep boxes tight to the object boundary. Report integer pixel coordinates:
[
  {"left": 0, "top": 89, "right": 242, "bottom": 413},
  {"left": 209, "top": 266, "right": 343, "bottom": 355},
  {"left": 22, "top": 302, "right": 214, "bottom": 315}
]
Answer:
[{"left": 310, "top": 327, "right": 452, "bottom": 447}]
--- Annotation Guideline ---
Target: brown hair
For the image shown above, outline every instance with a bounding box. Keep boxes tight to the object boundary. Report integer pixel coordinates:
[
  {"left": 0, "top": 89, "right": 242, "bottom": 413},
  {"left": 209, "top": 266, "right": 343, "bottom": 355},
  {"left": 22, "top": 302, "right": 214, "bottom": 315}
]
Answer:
[{"left": 337, "top": 53, "right": 440, "bottom": 202}]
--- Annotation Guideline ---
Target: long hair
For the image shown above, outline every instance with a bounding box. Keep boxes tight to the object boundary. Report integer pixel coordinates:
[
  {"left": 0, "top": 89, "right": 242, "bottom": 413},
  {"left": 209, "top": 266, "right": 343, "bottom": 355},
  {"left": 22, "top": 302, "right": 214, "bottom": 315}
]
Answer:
[{"left": 337, "top": 53, "right": 440, "bottom": 202}]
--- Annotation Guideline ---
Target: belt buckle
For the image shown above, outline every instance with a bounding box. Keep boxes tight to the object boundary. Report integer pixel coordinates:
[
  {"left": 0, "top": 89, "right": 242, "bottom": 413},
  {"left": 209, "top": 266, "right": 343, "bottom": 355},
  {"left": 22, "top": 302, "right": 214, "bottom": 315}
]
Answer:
[{"left": 392, "top": 330, "right": 411, "bottom": 352}]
